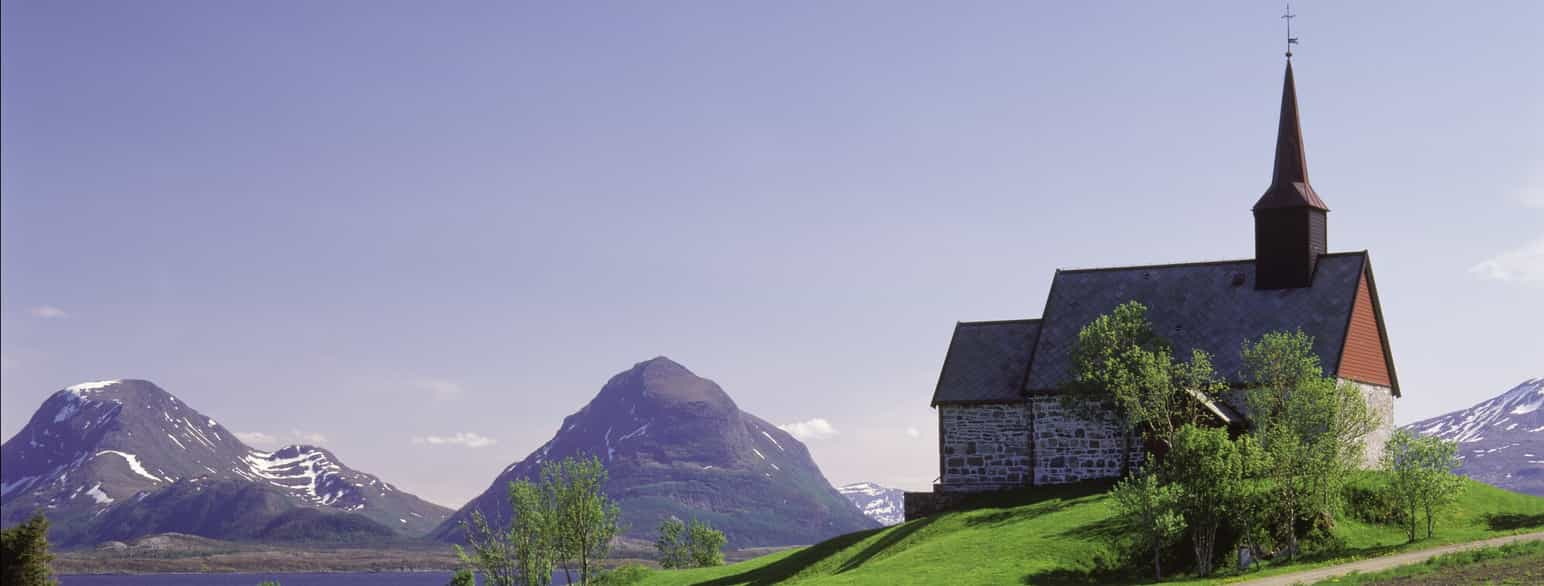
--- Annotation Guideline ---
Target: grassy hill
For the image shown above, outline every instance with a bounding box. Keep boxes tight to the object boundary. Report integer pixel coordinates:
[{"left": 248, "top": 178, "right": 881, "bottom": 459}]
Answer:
[{"left": 635, "top": 476, "right": 1544, "bottom": 585}]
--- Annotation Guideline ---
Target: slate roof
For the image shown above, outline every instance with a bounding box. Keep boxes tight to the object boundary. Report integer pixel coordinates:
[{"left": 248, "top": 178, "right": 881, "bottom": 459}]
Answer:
[
  {"left": 930, "top": 319, "right": 1041, "bottom": 405},
  {"left": 1023, "top": 252, "right": 1369, "bottom": 392}
]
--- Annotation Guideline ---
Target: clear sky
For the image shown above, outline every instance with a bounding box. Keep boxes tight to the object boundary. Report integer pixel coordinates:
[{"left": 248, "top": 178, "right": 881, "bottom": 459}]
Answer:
[{"left": 3, "top": 1, "right": 1540, "bottom": 507}]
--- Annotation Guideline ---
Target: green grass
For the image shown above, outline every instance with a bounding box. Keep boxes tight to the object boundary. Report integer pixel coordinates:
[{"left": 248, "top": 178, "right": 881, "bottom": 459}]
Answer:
[
  {"left": 631, "top": 475, "right": 1544, "bottom": 585},
  {"left": 1310, "top": 540, "right": 1544, "bottom": 585}
]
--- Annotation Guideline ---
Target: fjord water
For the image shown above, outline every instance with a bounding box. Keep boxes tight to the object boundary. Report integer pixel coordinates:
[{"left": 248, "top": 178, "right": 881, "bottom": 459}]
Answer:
[{"left": 60, "top": 572, "right": 578, "bottom": 585}]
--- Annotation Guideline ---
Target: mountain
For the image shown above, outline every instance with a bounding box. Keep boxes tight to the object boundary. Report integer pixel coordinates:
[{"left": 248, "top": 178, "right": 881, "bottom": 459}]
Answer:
[
  {"left": 1, "top": 379, "right": 450, "bottom": 544},
  {"left": 1405, "top": 377, "right": 1544, "bottom": 496},
  {"left": 434, "top": 357, "right": 878, "bottom": 548},
  {"left": 837, "top": 482, "right": 905, "bottom": 526}
]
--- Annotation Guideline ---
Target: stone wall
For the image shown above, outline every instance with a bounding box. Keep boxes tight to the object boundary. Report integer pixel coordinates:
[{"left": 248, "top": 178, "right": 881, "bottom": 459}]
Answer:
[
  {"left": 938, "top": 403, "right": 1030, "bottom": 491},
  {"left": 1352, "top": 380, "right": 1396, "bottom": 468},
  {"left": 1029, "top": 396, "right": 1137, "bottom": 484},
  {"left": 902, "top": 490, "right": 977, "bottom": 521}
]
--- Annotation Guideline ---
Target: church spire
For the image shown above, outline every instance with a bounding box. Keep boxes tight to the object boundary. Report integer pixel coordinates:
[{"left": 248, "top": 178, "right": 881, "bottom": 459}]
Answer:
[
  {"left": 1254, "top": 61, "right": 1328, "bottom": 211},
  {"left": 1253, "top": 59, "right": 1329, "bottom": 290}
]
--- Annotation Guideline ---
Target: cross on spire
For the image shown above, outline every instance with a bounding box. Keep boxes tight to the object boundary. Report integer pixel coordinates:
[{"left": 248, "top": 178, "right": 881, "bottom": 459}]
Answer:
[{"left": 1282, "top": 3, "right": 1299, "bottom": 59}]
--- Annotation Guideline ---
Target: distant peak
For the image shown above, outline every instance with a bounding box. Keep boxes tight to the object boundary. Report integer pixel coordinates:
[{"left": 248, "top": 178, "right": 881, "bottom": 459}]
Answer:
[{"left": 635, "top": 355, "right": 689, "bottom": 372}]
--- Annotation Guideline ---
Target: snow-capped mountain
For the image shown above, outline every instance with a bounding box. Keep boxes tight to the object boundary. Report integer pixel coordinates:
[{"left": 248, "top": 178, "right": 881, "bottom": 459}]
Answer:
[
  {"left": 1, "top": 379, "right": 449, "bottom": 543},
  {"left": 435, "top": 357, "right": 878, "bottom": 547},
  {"left": 1405, "top": 377, "right": 1544, "bottom": 496},
  {"left": 838, "top": 482, "right": 905, "bottom": 526}
]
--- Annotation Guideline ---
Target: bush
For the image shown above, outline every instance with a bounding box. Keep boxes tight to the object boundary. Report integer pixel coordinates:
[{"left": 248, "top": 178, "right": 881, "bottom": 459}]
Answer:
[
  {"left": 447, "top": 569, "right": 475, "bottom": 586},
  {"left": 589, "top": 563, "right": 651, "bottom": 585},
  {"left": 1343, "top": 474, "right": 1408, "bottom": 526}
]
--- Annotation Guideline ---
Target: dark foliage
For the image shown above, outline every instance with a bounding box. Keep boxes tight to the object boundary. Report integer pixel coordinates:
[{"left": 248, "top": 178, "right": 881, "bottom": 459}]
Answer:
[
  {"left": 1, "top": 512, "right": 56, "bottom": 586},
  {"left": 1342, "top": 477, "right": 1409, "bottom": 526}
]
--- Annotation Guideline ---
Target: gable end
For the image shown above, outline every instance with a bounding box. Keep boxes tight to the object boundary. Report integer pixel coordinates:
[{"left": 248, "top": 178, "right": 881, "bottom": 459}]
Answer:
[{"left": 1336, "top": 262, "right": 1397, "bottom": 394}]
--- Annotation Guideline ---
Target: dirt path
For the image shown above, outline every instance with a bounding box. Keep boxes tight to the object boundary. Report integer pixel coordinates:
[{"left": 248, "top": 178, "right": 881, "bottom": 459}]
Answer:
[{"left": 1231, "top": 531, "right": 1544, "bottom": 586}]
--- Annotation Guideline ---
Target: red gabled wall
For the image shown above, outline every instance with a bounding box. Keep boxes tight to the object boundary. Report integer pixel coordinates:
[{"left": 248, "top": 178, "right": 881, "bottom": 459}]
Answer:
[{"left": 1337, "top": 270, "right": 1392, "bottom": 387}]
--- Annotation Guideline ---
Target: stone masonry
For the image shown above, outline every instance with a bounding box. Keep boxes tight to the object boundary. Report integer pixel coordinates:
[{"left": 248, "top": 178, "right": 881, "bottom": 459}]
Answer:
[
  {"left": 1353, "top": 380, "right": 1396, "bottom": 468},
  {"left": 938, "top": 403, "right": 1030, "bottom": 491},
  {"left": 1029, "top": 396, "right": 1138, "bottom": 484}
]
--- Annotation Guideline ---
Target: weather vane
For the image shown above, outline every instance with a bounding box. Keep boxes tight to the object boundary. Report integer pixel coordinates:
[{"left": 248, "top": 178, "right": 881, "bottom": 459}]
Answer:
[{"left": 1282, "top": 2, "right": 1300, "bottom": 59}]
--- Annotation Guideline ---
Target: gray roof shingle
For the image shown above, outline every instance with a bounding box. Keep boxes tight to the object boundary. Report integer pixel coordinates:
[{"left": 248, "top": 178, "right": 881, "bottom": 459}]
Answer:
[
  {"left": 1023, "top": 252, "right": 1368, "bottom": 391},
  {"left": 930, "top": 319, "right": 1042, "bottom": 405}
]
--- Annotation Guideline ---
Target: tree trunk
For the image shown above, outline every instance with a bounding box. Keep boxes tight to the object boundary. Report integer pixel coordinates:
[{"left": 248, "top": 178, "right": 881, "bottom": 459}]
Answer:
[{"left": 1152, "top": 546, "right": 1162, "bottom": 580}]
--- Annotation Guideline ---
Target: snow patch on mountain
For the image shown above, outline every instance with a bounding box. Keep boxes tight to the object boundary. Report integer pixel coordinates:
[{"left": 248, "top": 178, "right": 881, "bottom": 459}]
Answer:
[
  {"left": 67, "top": 380, "right": 124, "bottom": 395},
  {"left": 96, "top": 450, "right": 165, "bottom": 483}
]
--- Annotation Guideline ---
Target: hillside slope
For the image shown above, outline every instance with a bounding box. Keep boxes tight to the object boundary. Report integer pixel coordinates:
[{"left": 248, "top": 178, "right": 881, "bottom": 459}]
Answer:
[{"left": 639, "top": 478, "right": 1544, "bottom": 585}]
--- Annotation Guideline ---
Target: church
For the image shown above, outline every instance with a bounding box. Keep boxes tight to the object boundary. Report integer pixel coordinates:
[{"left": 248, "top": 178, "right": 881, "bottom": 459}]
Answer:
[{"left": 907, "top": 61, "right": 1399, "bottom": 516}]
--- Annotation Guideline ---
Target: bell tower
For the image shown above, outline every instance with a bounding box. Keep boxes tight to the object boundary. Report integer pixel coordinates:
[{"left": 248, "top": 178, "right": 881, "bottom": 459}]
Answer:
[{"left": 1254, "top": 60, "right": 1329, "bottom": 290}]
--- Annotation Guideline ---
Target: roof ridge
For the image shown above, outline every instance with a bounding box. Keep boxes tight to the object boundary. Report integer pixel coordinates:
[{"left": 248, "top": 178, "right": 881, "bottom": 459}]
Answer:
[
  {"left": 1057, "top": 251, "right": 1367, "bottom": 275},
  {"left": 957, "top": 318, "right": 1042, "bottom": 327}
]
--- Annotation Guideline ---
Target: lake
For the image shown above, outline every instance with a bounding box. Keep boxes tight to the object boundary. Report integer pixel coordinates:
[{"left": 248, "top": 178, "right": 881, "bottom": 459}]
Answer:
[{"left": 59, "top": 572, "right": 579, "bottom": 585}]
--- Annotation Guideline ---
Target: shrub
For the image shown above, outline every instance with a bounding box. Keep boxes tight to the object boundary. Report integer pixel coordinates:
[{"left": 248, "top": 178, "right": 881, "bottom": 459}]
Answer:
[
  {"left": 589, "top": 563, "right": 651, "bottom": 585},
  {"left": 1342, "top": 473, "right": 1408, "bottom": 526}
]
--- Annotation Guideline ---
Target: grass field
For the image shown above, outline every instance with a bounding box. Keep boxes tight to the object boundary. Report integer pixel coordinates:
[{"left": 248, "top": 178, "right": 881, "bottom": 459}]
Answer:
[
  {"left": 1311, "top": 539, "right": 1544, "bottom": 585},
  {"left": 632, "top": 475, "right": 1544, "bottom": 585}
]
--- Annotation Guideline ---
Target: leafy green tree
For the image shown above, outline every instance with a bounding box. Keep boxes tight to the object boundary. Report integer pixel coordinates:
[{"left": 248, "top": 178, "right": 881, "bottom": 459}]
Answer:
[
  {"left": 1383, "top": 429, "right": 1465, "bottom": 541},
  {"left": 1, "top": 512, "right": 56, "bottom": 586},
  {"left": 456, "top": 510, "right": 522, "bottom": 586},
  {"left": 1068, "top": 301, "right": 1227, "bottom": 455},
  {"left": 544, "top": 456, "right": 622, "bottom": 585},
  {"left": 1241, "top": 330, "right": 1375, "bottom": 559},
  {"left": 508, "top": 480, "right": 557, "bottom": 585},
  {"left": 654, "top": 518, "right": 689, "bottom": 569},
  {"left": 1110, "top": 468, "right": 1186, "bottom": 579},
  {"left": 1415, "top": 437, "right": 1464, "bottom": 539},
  {"left": 686, "top": 519, "right": 726, "bottom": 567},
  {"left": 1162, "top": 424, "right": 1247, "bottom": 576},
  {"left": 447, "top": 569, "right": 476, "bottom": 586}
]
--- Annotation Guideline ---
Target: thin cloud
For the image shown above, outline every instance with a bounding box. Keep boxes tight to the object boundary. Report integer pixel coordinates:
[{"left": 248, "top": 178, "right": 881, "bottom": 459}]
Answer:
[
  {"left": 905, "top": 426, "right": 922, "bottom": 439},
  {"left": 29, "top": 306, "right": 69, "bottom": 319},
  {"left": 412, "top": 432, "right": 497, "bottom": 448},
  {"left": 1471, "top": 237, "right": 1544, "bottom": 286},
  {"left": 236, "top": 429, "right": 328, "bottom": 449},
  {"left": 411, "top": 379, "right": 465, "bottom": 400},
  {"left": 779, "top": 418, "right": 838, "bottom": 441},
  {"left": 235, "top": 432, "right": 278, "bottom": 448}
]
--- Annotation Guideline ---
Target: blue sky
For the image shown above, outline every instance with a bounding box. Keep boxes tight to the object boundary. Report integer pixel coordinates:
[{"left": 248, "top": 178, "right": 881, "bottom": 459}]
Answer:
[{"left": 3, "top": 1, "right": 1540, "bottom": 506}]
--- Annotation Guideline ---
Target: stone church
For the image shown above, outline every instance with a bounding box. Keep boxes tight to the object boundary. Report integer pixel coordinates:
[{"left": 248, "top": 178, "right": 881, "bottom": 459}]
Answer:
[{"left": 912, "top": 61, "right": 1399, "bottom": 510}]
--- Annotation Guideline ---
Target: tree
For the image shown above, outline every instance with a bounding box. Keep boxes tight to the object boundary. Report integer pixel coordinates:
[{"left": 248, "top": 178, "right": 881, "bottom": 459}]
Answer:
[
  {"left": 456, "top": 457, "right": 613, "bottom": 586},
  {"left": 654, "top": 518, "right": 690, "bottom": 569},
  {"left": 1241, "top": 330, "right": 1375, "bottom": 559},
  {"left": 1415, "top": 437, "right": 1464, "bottom": 539},
  {"left": 1162, "top": 425, "right": 1247, "bottom": 576},
  {"left": 1067, "top": 301, "right": 1227, "bottom": 458},
  {"left": 456, "top": 510, "right": 522, "bottom": 586},
  {"left": 1383, "top": 429, "right": 1465, "bottom": 542},
  {"left": 1110, "top": 468, "right": 1186, "bottom": 579},
  {"left": 544, "top": 456, "right": 622, "bottom": 585},
  {"left": 1, "top": 512, "right": 56, "bottom": 586},
  {"left": 686, "top": 520, "right": 726, "bottom": 567}
]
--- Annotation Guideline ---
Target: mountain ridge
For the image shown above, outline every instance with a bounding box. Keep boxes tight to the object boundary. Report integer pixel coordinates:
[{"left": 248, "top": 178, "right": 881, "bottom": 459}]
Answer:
[
  {"left": 1405, "top": 377, "right": 1544, "bottom": 496},
  {"left": 1, "top": 379, "right": 450, "bottom": 544}
]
